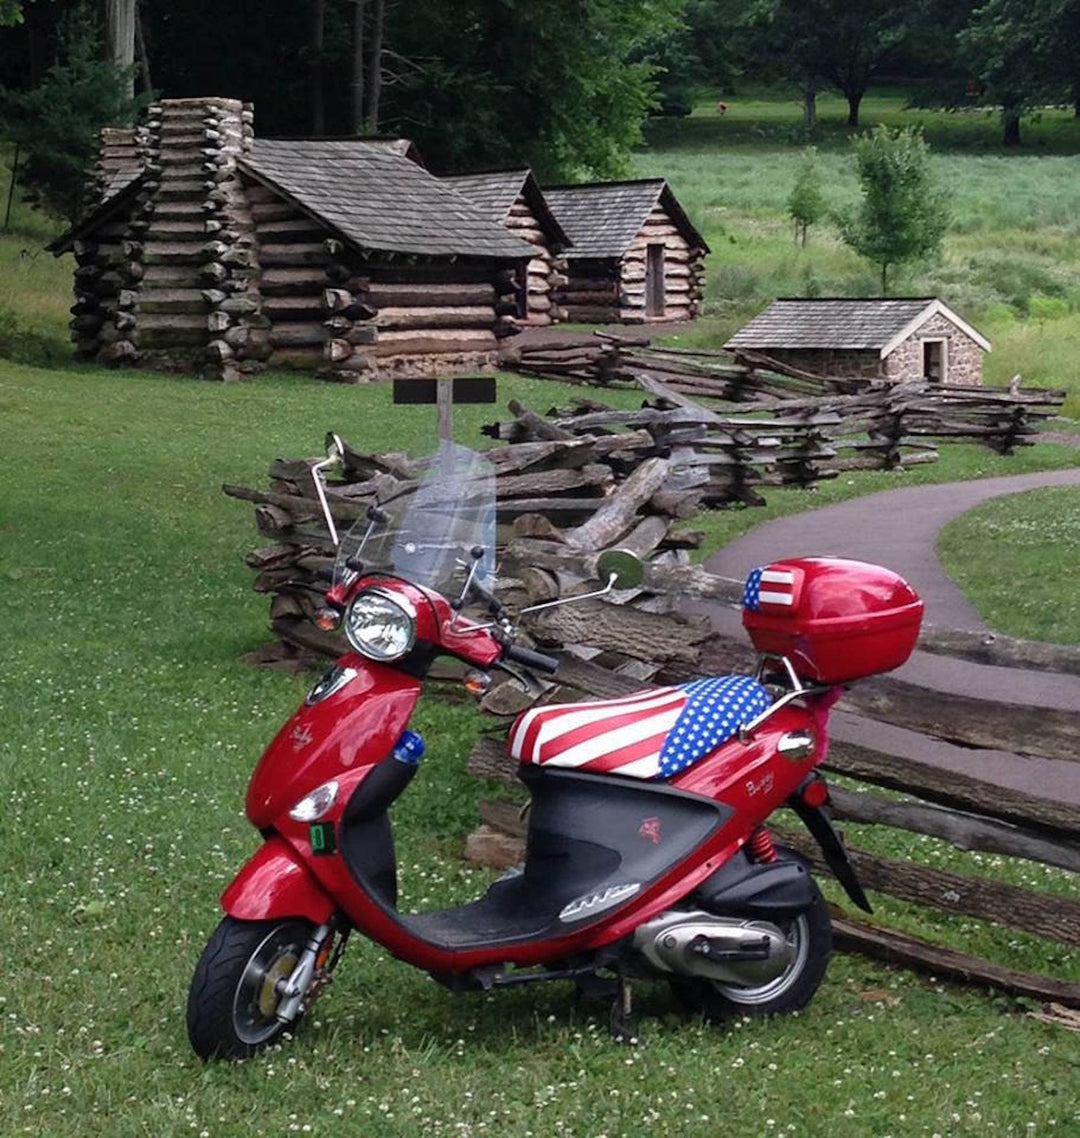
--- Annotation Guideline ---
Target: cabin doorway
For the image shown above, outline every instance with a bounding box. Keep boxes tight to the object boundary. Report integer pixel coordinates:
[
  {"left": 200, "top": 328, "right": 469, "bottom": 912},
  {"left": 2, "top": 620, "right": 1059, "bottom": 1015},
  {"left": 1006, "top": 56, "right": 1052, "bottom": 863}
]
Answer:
[
  {"left": 645, "top": 243, "right": 665, "bottom": 317},
  {"left": 515, "top": 261, "right": 529, "bottom": 320},
  {"left": 922, "top": 339, "right": 947, "bottom": 383}
]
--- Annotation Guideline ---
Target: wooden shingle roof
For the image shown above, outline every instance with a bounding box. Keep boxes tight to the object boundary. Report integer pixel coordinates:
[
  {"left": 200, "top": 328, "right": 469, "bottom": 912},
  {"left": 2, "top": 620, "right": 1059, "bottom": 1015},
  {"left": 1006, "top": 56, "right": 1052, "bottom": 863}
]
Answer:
[
  {"left": 240, "top": 139, "right": 530, "bottom": 260},
  {"left": 725, "top": 298, "right": 991, "bottom": 356},
  {"left": 443, "top": 169, "right": 570, "bottom": 249},
  {"left": 543, "top": 178, "right": 708, "bottom": 259}
]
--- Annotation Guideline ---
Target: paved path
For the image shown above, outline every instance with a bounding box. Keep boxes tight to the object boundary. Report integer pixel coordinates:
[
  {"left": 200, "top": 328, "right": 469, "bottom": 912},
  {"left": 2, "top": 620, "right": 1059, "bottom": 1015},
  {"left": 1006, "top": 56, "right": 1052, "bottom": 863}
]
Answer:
[
  {"left": 702, "top": 466, "right": 1080, "bottom": 804},
  {"left": 706, "top": 467, "right": 1080, "bottom": 632}
]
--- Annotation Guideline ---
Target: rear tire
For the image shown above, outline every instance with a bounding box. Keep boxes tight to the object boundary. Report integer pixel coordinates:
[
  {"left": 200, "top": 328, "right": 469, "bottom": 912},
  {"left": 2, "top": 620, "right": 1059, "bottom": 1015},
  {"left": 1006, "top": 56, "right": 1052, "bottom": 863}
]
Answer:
[
  {"left": 187, "top": 916, "right": 314, "bottom": 1061},
  {"left": 672, "top": 880, "right": 832, "bottom": 1021}
]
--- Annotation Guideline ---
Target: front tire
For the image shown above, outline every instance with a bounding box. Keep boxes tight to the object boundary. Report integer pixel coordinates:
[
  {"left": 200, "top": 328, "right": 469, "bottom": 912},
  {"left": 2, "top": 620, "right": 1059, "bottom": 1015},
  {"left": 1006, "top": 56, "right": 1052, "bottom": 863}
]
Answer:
[
  {"left": 673, "top": 881, "right": 832, "bottom": 1020},
  {"left": 187, "top": 916, "right": 314, "bottom": 1061}
]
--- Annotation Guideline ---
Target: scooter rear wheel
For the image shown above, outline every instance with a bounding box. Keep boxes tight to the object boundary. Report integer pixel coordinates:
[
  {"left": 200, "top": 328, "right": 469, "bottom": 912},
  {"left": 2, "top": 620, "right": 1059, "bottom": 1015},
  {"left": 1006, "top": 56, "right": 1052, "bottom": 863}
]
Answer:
[
  {"left": 187, "top": 916, "right": 314, "bottom": 1061},
  {"left": 672, "top": 881, "right": 832, "bottom": 1020}
]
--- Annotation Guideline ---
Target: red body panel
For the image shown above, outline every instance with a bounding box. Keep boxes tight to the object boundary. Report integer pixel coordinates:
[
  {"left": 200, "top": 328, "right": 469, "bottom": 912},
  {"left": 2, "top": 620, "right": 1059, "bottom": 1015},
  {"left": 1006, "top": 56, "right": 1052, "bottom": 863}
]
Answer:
[
  {"left": 743, "top": 557, "right": 923, "bottom": 683},
  {"left": 222, "top": 836, "right": 336, "bottom": 924},
  {"left": 246, "top": 655, "right": 422, "bottom": 829}
]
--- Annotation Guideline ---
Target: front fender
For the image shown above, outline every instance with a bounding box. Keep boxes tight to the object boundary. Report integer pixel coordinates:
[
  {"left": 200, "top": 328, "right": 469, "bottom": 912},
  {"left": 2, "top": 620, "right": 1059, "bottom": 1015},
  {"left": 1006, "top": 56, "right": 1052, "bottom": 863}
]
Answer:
[{"left": 221, "top": 836, "right": 336, "bottom": 925}]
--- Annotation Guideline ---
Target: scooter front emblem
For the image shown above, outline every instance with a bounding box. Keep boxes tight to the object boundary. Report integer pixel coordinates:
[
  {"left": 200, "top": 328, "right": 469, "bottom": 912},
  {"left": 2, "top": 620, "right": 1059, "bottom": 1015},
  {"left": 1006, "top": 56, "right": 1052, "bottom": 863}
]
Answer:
[{"left": 290, "top": 724, "right": 314, "bottom": 751}]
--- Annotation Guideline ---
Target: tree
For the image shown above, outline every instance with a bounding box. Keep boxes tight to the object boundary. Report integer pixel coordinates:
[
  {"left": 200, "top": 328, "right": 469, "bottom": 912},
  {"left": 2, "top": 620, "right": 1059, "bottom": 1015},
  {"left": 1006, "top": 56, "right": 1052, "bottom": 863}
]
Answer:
[
  {"left": 104, "top": 0, "right": 135, "bottom": 99},
  {"left": 787, "top": 146, "right": 825, "bottom": 245},
  {"left": 838, "top": 126, "right": 949, "bottom": 293},
  {"left": 754, "top": 0, "right": 913, "bottom": 129},
  {"left": 0, "top": 3, "right": 138, "bottom": 222},
  {"left": 959, "top": 0, "right": 1078, "bottom": 144},
  {"left": 384, "top": 0, "right": 685, "bottom": 178}
]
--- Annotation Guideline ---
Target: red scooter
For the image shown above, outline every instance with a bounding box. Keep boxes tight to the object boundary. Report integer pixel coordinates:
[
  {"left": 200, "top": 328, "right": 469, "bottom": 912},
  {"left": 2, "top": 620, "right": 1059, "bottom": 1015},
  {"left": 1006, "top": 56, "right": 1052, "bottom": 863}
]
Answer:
[{"left": 187, "top": 438, "right": 923, "bottom": 1060}]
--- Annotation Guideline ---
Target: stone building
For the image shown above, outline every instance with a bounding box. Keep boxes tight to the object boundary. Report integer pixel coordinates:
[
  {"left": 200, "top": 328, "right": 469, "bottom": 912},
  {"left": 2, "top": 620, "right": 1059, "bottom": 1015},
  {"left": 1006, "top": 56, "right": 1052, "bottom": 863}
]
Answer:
[{"left": 725, "top": 298, "right": 990, "bottom": 385}]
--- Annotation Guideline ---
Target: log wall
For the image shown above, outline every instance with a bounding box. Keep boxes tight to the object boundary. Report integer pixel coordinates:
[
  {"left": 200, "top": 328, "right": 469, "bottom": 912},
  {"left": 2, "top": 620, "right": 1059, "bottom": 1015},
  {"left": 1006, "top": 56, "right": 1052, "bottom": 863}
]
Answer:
[
  {"left": 71, "top": 97, "right": 269, "bottom": 379},
  {"left": 619, "top": 203, "right": 704, "bottom": 323},
  {"left": 555, "top": 206, "right": 706, "bottom": 325},
  {"left": 504, "top": 193, "right": 568, "bottom": 327},
  {"left": 319, "top": 254, "right": 518, "bottom": 382}
]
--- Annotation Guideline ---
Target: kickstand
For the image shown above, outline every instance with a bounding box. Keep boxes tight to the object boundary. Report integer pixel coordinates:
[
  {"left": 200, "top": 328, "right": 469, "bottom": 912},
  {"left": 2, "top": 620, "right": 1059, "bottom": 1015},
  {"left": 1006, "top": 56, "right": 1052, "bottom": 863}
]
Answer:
[{"left": 608, "top": 974, "right": 641, "bottom": 1045}]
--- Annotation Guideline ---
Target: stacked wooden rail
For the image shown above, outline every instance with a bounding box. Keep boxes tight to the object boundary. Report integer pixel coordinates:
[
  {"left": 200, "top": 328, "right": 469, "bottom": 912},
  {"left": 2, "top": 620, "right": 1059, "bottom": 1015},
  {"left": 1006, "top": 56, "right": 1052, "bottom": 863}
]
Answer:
[
  {"left": 502, "top": 334, "right": 1066, "bottom": 456},
  {"left": 225, "top": 396, "right": 853, "bottom": 665}
]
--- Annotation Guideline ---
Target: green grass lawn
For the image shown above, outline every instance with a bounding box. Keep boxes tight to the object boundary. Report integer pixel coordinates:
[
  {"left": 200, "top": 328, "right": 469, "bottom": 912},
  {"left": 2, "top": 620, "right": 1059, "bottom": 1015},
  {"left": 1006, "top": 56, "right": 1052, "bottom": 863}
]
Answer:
[
  {"left": 937, "top": 486, "right": 1080, "bottom": 643},
  {"left": 1, "top": 359, "right": 1079, "bottom": 1137}
]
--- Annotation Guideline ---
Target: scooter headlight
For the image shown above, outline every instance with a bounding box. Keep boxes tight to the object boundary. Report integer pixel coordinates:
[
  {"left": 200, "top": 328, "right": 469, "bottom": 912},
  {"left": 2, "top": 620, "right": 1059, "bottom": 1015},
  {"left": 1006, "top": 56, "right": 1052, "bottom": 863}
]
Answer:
[{"left": 343, "top": 589, "right": 416, "bottom": 662}]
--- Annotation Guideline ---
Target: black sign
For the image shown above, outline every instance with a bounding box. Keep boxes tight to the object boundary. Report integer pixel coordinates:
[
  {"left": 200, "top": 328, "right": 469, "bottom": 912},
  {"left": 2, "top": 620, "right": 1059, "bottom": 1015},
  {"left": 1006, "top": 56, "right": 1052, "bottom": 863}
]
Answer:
[{"left": 392, "top": 377, "right": 497, "bottom": 405}]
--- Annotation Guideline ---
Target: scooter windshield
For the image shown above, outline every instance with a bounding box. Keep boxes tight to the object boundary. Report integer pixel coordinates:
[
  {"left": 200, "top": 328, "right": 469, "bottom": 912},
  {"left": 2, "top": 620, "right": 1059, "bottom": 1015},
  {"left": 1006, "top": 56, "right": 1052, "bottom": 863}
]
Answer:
[{"left": 333, "top": 440, "right": 496, "bottom": 600}]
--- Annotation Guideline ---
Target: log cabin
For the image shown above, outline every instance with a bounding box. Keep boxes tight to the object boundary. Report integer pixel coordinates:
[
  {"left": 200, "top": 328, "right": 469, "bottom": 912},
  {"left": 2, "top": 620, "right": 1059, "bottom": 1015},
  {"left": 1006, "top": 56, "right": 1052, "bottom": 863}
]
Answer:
[
  {"left": 542, "top": 179, "right": 709, "bottom": 324},
  {"left": 441, "top": 170, "right": 570, "bottom": 326},
  {"left": 49, "top": 97, "right": 529, "bottom": 380}
]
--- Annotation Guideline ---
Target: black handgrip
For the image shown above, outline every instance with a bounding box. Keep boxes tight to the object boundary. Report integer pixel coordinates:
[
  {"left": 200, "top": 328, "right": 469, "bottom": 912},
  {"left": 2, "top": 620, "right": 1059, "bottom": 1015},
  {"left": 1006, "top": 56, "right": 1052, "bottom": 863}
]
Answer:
[{"left": 504, "top": 644, "right": 560, "bottom": 674}]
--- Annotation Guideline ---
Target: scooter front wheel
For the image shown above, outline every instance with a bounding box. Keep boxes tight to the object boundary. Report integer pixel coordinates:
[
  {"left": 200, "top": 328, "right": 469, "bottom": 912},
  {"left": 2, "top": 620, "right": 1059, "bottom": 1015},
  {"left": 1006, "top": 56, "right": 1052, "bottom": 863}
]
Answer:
[{"left": 187, "top": 916, "right": 315, "bottom": 1061}]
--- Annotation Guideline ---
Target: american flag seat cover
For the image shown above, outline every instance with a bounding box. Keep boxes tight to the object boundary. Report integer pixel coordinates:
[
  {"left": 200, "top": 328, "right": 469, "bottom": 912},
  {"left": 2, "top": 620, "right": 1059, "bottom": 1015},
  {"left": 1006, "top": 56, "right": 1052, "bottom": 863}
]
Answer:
[{"left": 508, "top": 676, "right": 772, "bottom": 780}]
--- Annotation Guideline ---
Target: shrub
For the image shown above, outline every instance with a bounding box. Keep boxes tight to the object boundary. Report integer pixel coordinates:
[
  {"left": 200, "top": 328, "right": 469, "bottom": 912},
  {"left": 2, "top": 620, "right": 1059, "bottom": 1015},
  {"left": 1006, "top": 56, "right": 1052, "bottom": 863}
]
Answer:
[
  {"left": 1028, "top": 293, "right": 1070, "bottom": 322},
  {"left": 0, "top": 303, "right": 70, "bottom": 367}
]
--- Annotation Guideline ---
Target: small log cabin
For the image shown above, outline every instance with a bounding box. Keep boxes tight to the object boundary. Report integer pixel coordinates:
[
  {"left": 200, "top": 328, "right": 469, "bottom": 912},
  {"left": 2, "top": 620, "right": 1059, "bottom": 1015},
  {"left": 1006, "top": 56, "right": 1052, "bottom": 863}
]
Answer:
[
  {"left": 725, "top": 298, "right": 991, "bottom": 385},
  {"left": 542, "top": 179, "right": 708, "bottom": 324},
  {"left": 49, "top": 97, "right": 529, "bottom": 380},
  {"left": 442, "top": 170, "right": 570, "bottom": 326}
]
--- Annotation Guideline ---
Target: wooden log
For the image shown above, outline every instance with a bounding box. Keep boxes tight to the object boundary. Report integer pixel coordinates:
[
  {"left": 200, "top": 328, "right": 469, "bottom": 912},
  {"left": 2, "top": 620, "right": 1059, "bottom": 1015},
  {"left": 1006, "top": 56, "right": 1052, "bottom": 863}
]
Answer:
[
  {"left": 827, "top": 786, "right": 1080, "bottom": 873},
  {"left": 830, "top": 916, "right": 1080, "bottom": 1008},
  {"left": 823, "top": 731, "right": 1080, "bottom": 838},
  {"left": 259, "top": 243, "right": 329, "bottom": 268},
  {"left": 261, "top": 267, "right": 329, "bottom": 296},
  {"left": 558, "top": 306, "right": 622, "bottom": 323},
  {"left": 463, "top": 826, "right": 526, "bottom": 871},
  {"left": 526, "top": 599, "right": 708, "bottom": 664},
  {"left": 918, "top": 626, "right": 1080, "bottom": 677},
  {"left": 98, "top": 339, "right": 138, "bottom": 364},
  {"left": 268, "top": 323, "right": 327, "bottom": 348},
  {"left": 564, "top": 457, "right": 672, "bottom": 551},
  {"left": 838, "top": 676, "right": 1080, "bottom": 764},
  {"left": 368, "top": 331, "right": 497, "bottom": 357},
  {"left": 375, "top": 306, "right": 496, "bottom": 331},
  {"left": 775, "top": 826, "right": 1080, "bottom": 946}
]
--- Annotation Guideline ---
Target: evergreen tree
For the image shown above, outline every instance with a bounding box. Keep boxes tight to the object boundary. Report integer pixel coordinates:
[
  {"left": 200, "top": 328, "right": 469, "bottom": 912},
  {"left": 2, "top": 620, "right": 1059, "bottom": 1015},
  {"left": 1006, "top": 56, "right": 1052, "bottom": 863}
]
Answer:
[
  {"left": 838, "top": 126, "right": 948, "bottom": 294},
  {"left": 787, "top": 146, "right": 825, "bottom": 246},
  {"left": 0, "top": 2, "right": 139, "bottom": 223}
]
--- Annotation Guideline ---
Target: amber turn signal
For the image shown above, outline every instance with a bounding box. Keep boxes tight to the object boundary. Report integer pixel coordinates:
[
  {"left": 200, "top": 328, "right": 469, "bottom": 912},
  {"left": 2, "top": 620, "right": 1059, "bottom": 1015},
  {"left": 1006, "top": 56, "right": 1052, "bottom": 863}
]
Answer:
[
  {"left": 314, "top": 607, "right": 341, "bottom": 632},
  {"left": 463, "top": 670, "right": 492, "bottom": 697}
]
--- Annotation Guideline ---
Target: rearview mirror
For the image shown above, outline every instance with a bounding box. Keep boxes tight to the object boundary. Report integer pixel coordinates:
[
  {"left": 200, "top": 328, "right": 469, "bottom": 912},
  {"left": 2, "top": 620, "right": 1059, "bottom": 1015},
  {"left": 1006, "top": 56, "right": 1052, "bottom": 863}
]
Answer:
[{"left": 596, "top": 549, "right": 644, "bottom": 591}]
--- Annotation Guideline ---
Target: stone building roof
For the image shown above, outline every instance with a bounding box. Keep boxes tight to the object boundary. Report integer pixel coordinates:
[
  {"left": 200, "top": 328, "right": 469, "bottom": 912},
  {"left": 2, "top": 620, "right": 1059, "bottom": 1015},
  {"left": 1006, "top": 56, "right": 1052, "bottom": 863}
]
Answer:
[
  {"left": 725, "top": 298, "right": 991, "bottom": 357},
  {"left": 543, "top": 178, "right": 708, "bottom": 259},
  {"left": 443, "top": 169, "right": 570, "bottom": 249},
  {"left": 240, "top": 139, "right": 529, "bottom": 260}
]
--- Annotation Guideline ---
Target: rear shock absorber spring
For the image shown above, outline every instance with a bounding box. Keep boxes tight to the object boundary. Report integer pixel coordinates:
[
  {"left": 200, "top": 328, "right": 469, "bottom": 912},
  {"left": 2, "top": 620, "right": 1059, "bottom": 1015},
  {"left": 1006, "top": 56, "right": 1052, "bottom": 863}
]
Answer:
[{"left": 749, "top": 826, "right": 778, "bottom": 863}]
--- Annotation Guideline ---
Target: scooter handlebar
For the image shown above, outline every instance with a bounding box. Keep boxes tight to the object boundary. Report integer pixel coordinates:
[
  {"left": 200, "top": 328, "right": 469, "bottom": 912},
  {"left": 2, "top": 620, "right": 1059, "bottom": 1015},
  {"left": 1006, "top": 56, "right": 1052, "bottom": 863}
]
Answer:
[{"left": 503, "top": 643, "right": 560, "bottom": 674}]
